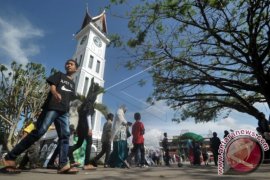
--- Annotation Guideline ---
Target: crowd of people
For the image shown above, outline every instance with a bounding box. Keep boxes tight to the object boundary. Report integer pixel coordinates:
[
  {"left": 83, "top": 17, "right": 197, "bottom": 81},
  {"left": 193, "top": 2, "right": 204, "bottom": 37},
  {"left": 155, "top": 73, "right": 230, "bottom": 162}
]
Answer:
[
  {"left": 1, "top": 59, "right": 270, "bottom": 175},
  {"left": 0, "top": 58, "right": 152, "bottom": 174}
]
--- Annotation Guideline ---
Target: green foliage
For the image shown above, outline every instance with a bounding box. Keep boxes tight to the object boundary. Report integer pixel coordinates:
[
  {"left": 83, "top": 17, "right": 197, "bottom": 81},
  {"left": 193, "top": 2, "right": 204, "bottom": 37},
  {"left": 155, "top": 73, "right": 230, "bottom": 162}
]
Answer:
[
  {"left": 77, "top": 77, "right": 108, "bottom": 119},
  {"left": 108, "top": 0, "right": 270, "bottom": 123},
  {"left": 94, "top": 103, "right": 109, "bottom": 117},
  {"left": 0, "top": 61, "right": 48, "bottom": 149},
  {"left": 108, "top": 34, "right": 122, "bottom": 48},
  {"left": 127, "top": 30, "right": 147, "bottom": 47},
  {"left": 110, "top": 0, "right": 127, "bottom": 5}
]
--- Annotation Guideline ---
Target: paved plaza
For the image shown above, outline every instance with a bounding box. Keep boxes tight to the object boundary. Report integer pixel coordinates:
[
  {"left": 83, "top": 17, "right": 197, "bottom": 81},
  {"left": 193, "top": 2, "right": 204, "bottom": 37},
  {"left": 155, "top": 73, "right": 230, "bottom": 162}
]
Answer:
[{"left": 0, "top": 163, "right": 269, "bottom": 180}]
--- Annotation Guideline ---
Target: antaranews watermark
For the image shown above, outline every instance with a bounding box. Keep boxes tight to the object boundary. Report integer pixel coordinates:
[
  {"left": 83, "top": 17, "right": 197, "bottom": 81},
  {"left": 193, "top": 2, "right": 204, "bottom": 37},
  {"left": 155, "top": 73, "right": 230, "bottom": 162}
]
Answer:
[{"left": 218, "top": 129, "right": 269, "bottom": 175}]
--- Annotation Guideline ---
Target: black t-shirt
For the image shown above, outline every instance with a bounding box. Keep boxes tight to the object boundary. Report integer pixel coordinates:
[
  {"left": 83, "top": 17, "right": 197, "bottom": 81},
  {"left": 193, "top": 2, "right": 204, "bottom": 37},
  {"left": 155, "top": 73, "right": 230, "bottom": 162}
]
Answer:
[
  {"left": 42, "top": 72, "right": 75, "bottom": 112},
  {"left": 162, "top": 137, "right": 168, "bottom": 150},
  {"left": 210, "top": 137, "right": 221, "bottom": 151}
]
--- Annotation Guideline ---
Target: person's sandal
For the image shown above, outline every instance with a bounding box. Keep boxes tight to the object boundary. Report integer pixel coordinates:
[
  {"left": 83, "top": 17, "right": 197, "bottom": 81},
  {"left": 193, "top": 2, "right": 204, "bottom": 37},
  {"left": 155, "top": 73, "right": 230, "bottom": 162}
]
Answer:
[
  {"left": 82, "top": 164, "right": 97, "bottom": 170},
  {"left": 57, "top": 167, "right": 79, "bottom": 174},
  {"left": 70, "top": 162, "right": 81, "bottom": 167},
  {"left": 0, "top": 166, "right": 21, "bottom": 174}
]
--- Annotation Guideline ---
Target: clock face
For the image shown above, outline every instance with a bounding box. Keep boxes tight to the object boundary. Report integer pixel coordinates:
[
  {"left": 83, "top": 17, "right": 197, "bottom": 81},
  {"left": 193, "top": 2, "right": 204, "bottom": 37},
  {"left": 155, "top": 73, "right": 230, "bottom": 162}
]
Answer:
[
  {"left": 93, "top": 36, "right": 102, "bottom": 47},
  {"left": 80, "top": 35, "right": 87, "bottom": 45}
]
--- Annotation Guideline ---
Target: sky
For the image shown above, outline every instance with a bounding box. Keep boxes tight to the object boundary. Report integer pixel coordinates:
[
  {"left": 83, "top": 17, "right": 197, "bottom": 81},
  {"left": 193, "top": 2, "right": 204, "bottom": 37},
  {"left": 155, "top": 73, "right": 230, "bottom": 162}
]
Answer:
[{"left": 0, "top": 0, "right": 267, "bottom": 148}]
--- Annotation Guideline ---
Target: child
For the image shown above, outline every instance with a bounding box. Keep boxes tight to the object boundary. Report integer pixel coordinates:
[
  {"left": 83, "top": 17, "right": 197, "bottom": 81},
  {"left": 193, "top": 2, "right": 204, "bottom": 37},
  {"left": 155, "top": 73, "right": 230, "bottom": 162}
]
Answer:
[
  {"left": 91, "top": 113, "right": 114, "bottom": 168},
  {"left": 132, "top": 112, "right": 147, "bottom": 167},
  {"left": 202, "top": 146, "right": 209, "bottom": 166}
]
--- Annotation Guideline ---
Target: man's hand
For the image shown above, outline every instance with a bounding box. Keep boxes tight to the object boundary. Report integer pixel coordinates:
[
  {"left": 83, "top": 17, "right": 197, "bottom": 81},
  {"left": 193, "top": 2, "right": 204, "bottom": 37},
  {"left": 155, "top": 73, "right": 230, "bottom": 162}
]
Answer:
[
  {"left": 51, "top": 85, "right": 62, "bottom": 103},
  {"left": 53, "top": 92, "right": 62, "bottom": 103}
]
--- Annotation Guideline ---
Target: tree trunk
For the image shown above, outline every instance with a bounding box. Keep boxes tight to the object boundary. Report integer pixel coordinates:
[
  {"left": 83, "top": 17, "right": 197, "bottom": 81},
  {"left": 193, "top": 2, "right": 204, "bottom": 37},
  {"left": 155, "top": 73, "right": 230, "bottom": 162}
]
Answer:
[{"left": 6, "top": 124, "right": 17, "bottom": 151}]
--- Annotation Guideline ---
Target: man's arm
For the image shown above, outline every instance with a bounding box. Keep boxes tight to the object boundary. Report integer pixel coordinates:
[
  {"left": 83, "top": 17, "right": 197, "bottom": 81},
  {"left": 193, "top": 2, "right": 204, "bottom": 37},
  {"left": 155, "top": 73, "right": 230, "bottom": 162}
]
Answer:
[{"left": 87, "top": 115, "right": 92, "bottom": 136}]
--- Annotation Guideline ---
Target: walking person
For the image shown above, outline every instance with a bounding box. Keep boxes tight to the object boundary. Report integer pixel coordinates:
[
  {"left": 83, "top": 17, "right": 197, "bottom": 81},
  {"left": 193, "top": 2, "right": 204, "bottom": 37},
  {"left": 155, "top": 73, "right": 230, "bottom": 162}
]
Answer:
[
  {"left": 68, "top": 112, "right": 95, "bottom": 170},
  {"left": 1, "top": 59, "right": 79, "bottom": 174},
  {"left": 90, "top": 113, "right": 114, "bottom": 168},
  {"left": 193, "top": 142, "right": 201, "bottom": 165},
  {"left": 108, "top": 105, "right": 130, "bottom": 168},
  {"left": 210, "top": 132, "right": 221, "bottom": 166},
  {"left": 162, "top": 132, "right": 170, "bottom": 166},
  {"left": 131, "top": 112, "right": 147, "bottom": 167},
  {"left": 18, "top": 116, "right": 40, "bottom": 170},
  {"left": 223, "top": 130, "right": 229, "bottom": 138},
  {"left": 202, "top": 143, "right": 209, "bottom": 166},
  {"left": 186, "top": 139, "right": 194, "bottom": 165}
]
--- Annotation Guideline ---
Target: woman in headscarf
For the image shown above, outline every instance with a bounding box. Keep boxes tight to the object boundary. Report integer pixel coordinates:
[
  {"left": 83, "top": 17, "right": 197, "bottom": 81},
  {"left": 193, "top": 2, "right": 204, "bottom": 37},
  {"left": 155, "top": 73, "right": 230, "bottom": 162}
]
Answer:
[{"left": 108, "top": 105, "right": 130, "bottom": 168}]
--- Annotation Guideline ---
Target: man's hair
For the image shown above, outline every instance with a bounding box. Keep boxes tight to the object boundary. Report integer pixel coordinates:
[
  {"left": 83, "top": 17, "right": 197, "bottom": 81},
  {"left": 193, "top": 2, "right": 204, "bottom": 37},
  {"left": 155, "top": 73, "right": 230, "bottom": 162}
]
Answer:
[
  {"left": 107, "top": 113, "right": 114, "bottom": 120},
  {"left": 164, "top": 132, "right": 167, "bottom": 137},
  {"left": 66, "top": 59, "right": 79, "bottom": 68},
  {"left": 134, "top": 112, "right": 141, "bottom": 120}
]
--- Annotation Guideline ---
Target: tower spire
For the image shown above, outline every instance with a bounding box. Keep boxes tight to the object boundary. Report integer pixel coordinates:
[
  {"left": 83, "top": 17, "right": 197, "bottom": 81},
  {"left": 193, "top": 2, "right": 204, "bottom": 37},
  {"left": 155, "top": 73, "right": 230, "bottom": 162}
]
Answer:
[
  {"left": 80, "top": 2, "right": 92, "bottom": 31},
  {"left": 86, "top": 2, "right": 89, "bottom": 13}
]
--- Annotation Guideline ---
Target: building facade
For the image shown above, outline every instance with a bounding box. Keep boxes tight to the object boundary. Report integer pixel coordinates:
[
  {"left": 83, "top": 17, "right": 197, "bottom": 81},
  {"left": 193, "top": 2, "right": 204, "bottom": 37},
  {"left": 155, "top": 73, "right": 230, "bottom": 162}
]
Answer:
[{"left": 71, "top": 10, "right": 110, "bottom": 140}]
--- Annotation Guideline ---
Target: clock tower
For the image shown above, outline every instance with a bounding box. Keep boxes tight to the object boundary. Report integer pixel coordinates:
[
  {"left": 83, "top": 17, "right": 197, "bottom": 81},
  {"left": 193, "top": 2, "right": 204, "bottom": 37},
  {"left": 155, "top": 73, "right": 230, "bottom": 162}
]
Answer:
[{"left": 72, "top": 10, "right": 110, "bottom": 140}]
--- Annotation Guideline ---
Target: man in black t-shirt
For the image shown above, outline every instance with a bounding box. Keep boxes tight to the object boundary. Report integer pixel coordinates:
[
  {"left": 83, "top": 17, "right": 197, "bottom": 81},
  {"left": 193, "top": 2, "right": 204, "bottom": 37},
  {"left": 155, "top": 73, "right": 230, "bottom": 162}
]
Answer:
[
  {"left": 162, "top": 132, "right": 170, "bottom": 166},
  {"left": 2, "top": 59, "right": 79, "bottom": 174},
  {"left": 210, "top": 132, "right": 221, "bottom": 166}
]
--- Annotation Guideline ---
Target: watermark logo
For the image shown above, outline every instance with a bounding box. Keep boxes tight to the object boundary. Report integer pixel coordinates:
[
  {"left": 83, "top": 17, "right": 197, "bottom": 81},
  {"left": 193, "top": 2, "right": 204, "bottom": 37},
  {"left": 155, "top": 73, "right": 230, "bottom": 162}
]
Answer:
[{"left": 218, "top": 129, "right": 269, "bottom": 175}]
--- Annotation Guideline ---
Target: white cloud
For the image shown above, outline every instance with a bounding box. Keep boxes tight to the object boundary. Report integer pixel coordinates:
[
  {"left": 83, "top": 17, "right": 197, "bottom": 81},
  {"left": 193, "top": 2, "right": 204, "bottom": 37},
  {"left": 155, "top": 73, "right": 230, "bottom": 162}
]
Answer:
[
  {"left": 143, "top": 116, "right": 257, "bottom": 149},
  {"left": 144, "top": 128, "right": 163, "bottom": 149},
  {"left": 0, "top": 15, "right": 43, "bottom": 65},
  {"left": 139, "top": 101, "right": 259, "bottom": 148},
  {"left": 217, "top": 117, "right": 256, "bottom": 131}
]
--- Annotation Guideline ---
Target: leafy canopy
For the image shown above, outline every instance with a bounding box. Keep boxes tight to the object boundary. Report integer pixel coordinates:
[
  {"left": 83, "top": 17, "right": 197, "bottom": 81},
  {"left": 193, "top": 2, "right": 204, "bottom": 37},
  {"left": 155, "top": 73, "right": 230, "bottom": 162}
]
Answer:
[{"left": 108, "top": 0, "right": 270, "bottom": 123}]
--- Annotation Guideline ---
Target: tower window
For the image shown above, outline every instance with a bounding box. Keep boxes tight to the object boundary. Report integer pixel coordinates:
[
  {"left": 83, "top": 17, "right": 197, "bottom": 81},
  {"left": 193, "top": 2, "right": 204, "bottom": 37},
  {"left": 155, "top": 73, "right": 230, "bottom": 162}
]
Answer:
[
  {"left": 80, "top": 35, "right": 87, "bottom": 45},
  {"left": 83, "top": 77, "right": 89, "bottom": 96},
  {"left": 96, "top": 60, "right": 100, "bottom": 73},
  {"left": 78, "top": 54, "right": 83, "bottom": 66},
  {"left": 88, "top": 55, "right": 94, "bottom": 69}
]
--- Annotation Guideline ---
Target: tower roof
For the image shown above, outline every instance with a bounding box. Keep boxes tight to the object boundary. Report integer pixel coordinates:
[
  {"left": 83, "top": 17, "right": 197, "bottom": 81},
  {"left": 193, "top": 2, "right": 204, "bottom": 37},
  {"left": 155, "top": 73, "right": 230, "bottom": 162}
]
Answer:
[
  {"left": 79, "top": 10, "right": 107, "bottom": 34},
  {"left": 92, "top": 10, "right": 107, "bottom": 34},
  {"left": 80, "top": 11, "right": 92, "bottom": 30}
]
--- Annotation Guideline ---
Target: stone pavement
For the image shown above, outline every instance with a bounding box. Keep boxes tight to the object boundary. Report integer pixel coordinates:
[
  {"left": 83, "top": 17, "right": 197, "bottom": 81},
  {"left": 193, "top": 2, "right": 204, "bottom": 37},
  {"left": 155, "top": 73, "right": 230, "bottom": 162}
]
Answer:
[{"left": 0, "top": 163, "right": 269, "bottom": 180}]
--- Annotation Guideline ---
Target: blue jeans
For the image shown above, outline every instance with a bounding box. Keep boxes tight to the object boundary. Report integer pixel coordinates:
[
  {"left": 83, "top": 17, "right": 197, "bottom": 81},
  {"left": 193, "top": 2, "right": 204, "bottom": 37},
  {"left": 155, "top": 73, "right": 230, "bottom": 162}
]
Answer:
[{"left": 5, "top": 110, "right": 70, "bottom": 169}]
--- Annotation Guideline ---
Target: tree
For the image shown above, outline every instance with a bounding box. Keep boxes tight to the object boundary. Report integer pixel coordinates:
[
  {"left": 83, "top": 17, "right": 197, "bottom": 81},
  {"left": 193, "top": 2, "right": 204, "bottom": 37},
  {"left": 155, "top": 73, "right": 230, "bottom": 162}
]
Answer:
[
  {"left": 0, "top": 61, "right": 48, "bottom": 150},
  {"left": 76, "top": 77, "right": 108, "bottom": 126},
  {"left": 79, "top": 77, "right": 108, "bottom": 117},
  {"left": 108, "top": 0, "right": 270, "bottom": 123}
]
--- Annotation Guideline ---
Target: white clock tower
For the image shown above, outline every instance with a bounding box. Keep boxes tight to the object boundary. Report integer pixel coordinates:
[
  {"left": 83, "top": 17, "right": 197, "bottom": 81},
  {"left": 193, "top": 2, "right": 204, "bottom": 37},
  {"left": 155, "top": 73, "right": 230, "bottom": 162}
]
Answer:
[{"left": 72, "top": 10, "right": 110, "bottom": 140}]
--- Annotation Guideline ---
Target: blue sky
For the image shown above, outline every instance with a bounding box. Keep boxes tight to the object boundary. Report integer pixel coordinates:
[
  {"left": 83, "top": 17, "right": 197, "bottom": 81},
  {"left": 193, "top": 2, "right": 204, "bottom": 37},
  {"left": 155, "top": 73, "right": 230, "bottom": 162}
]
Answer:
[{"left": 0, "top": 0, "right": 265, "bottom": 147}]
